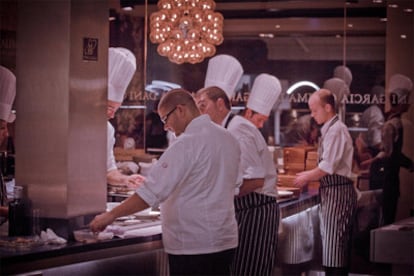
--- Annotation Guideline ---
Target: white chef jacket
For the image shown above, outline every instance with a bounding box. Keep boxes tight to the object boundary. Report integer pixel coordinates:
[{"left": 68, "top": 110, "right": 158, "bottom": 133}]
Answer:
[
  {"left": 136, "top": 114, "right": 242, "bottom": 255},
  {"left": 107, "top": 121, "right": 117, "bottom": 172},
  {"left": 318, "top": 115, "right": 354, "bottom": 178},
  {"left": 226, "top": 115, "right": 277, "bottom": 195}
]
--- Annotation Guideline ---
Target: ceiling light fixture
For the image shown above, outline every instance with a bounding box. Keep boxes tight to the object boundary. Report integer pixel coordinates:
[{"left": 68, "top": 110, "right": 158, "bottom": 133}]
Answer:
[
  {"left": 259, "top": 33, "right": 274, "bottom": 38},
  {"left": 149, "top": 0, "right": 224, "bottom": 64},
  {"left": 109, "top": 9, "right": 117, "bottom": 21},
  {"left": 286, "top": 81, "right": 319, "bottom": 95},
  {"left": 120, "top": 0, "right": 134, "bottom": 11}
]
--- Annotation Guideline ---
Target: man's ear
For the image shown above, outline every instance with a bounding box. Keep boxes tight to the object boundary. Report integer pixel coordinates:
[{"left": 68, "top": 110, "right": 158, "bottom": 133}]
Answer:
[
  {"left": 245, "top": 108, "right": 253, "bottom": 119},
  {"left": 324, "top": 103, "right": 333, "bottom": 113},
  {"left": 176, "top": 104, "right": 185, "bottom": 116},
  {"left": 216, "top": 97, "right": 225, "bottom": 110}
]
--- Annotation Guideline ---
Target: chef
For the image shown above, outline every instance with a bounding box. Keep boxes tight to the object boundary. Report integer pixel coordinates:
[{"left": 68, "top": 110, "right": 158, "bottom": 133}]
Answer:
[
  {"left": 294, "top": 88, "right": 357, "bottom": 276},
  {"left": 106, "top": 47, "right": 144, "bottom": 188},
  {"left": 91, "top": 88, "right": 241, "bottom": 275},
  {"left": 197, "top": 69, "right": 282, "bottom": 276},
  {"left": 0, "top": 65, "right": 16, "bottom": 224}
]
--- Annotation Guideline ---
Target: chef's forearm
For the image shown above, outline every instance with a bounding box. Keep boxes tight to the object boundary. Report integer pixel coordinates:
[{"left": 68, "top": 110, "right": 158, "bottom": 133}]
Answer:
[{"left": 110, "top": 193, "right": 149, "bottom": 218}]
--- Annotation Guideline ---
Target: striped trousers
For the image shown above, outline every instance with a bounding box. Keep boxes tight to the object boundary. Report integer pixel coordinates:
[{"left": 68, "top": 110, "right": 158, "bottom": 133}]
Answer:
[
  {"left": 230, "top": 192, "right": 280, "bottom": 276},
  {"left": 319, "top": 175, "right": 357, "bottom": 268}
]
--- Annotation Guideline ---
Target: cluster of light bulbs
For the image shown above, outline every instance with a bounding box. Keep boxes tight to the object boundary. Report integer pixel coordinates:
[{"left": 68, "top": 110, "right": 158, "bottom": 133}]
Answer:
[{"left": 149, "top": 0, "right": 224, "bottom": 64}]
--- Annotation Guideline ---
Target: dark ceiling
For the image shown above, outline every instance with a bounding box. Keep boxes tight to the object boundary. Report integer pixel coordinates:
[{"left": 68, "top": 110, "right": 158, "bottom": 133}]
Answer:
[
  {"left": 119, "top": 0, "right": 386, "bottom": 19},
  {"left": 113, "top": 0, "right": 388, "bottom": 38}
]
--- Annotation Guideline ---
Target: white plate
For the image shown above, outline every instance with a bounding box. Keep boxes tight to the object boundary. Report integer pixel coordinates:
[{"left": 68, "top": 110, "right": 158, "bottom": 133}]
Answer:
[{"left": 277, "top": 190, "right": 294, "bottom": 198}]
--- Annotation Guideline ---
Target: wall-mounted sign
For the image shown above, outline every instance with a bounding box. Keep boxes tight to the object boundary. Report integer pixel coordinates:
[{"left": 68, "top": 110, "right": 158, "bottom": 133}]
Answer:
[{"left": 83, "top": 37, "right": 98, "bottom": 61}]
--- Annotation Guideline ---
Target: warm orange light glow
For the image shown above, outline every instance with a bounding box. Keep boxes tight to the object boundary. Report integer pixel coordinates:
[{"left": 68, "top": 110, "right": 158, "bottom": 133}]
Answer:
[{"left": 149, "top": 0, "right": 224, "bottom": 64}]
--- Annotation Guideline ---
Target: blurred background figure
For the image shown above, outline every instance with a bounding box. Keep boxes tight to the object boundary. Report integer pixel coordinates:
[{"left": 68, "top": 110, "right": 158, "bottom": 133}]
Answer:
[
  {"left": 333, "top": 65, "right": 353, "bottom": 88},
  {"left": 332, "top": 65, "right": 353, "bottom": 122},
  {"left": 0, "top": 65, "right": 16, "bottom": 224},
  {"left": 283, "top": 114, "right": 320, "bottom": 147},
  {"left": 323, "top": 77, "right": 350, "bottom": 122},
  {"left": 373, "top": 74, "right": 413, "bottom": 225},
  {"left": 360, "top": 85, "right": 385, "bottom": 155},
  {"left": 354, "top": 85, "right": 385, "bottom": 172}
]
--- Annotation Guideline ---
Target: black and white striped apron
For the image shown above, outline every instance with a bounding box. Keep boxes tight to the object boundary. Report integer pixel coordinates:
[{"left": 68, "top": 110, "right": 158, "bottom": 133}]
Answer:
[
  {"left": 0, "top": 172, "right": 7, "bottom": 207},
  {"left": 318, "top": 115, "right": 357, "bottom": 268},
  {"left": 0, "top": 172, "right": 8, "bottom": 225},
  {"left": 230, "top": 192, "right": 280, "bottom": 276}
]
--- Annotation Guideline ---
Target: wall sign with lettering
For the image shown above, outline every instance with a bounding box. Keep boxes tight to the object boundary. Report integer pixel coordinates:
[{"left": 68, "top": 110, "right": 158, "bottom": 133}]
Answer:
[{"left": 83, "top": 37, "right": 98, "bottom": 61}]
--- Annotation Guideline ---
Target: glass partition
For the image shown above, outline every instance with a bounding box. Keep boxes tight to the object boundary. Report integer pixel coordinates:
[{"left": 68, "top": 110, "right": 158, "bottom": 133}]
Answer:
[{"left": 108, "top": 0, "right": 387, "bottom": 149}]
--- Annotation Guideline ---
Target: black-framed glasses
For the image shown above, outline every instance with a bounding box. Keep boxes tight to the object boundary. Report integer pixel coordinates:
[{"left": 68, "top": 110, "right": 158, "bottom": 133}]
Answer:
[{"left": 160, "top": 106, "right": 177, "bottom": 124}]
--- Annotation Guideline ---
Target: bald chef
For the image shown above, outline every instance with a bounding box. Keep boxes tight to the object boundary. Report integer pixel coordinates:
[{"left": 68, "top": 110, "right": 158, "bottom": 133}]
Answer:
[
  {"left": 294, "top": 88, "right": 357, "bottom": 276},
  {"left": 106, "top": 47, "right": 144, "bottom": 188}
]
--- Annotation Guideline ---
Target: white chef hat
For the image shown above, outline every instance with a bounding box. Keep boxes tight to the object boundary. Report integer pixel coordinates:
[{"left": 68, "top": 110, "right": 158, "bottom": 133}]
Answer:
[
  {"left": 108, "top": 47, "right": 136, "bottom": 103},
  {"left": 388, "top": 74, "right": 412, "bottom": 104},
  {"left": 333, "top": 65, "right": 352, "bottom": 87},
  {"left": 323, "top": 77, "right": 349, "bottom": 104},
  {"left": 247, "top": 73, "right": 282, "bottom": 116},
  {"left": 0, "top": 65, "right": 16, "bottom": 123},
  {"left": 204, "top": 54, "right": 244, "bottom": 99}
]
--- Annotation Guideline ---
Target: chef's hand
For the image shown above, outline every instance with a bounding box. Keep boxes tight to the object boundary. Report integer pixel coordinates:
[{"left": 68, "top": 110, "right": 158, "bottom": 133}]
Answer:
[
  {"left": 126, "top": 174, "right": 146, "bottom": 189},
  {"left": 89, "top": 212, "right": 116, "bottom": 233},
  {"left": 294, "top": 171, "right": 310, "bottom": 188}
]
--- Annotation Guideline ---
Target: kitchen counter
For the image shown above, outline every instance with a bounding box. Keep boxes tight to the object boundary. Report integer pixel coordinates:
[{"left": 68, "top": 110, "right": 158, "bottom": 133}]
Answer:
[
  {"left": 0, "top": 229, "right": 163, "bottom": 275},
  {"left": 0, "top": 192, "right": 320, "bottom": 275}
]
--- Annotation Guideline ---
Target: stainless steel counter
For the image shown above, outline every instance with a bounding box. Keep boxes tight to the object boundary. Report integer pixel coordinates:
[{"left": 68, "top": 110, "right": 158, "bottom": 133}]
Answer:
[{"left": 0, "top": 192, "right": 320, "bottom": 275}]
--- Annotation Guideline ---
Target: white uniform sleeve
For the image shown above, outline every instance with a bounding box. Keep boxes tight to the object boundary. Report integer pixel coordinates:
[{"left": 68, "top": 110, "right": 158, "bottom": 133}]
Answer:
[
  {"left": 107, "top": 122, "right": 118, "bottom": 172},
  {"left": 136, "top": 139, "right": 191, "bottom": 207}
]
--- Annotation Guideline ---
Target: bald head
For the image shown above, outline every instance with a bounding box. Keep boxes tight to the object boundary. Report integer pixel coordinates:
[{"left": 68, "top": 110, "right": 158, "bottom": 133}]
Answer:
[
  {"left": 308, "top": 89, "right": 337, "bottom": 125},
  {"left": 310, "top": 89, "right": 336, "bottom": 111},
  {"left": 159, "top": 88, "right": 199, "bottom": 114}
]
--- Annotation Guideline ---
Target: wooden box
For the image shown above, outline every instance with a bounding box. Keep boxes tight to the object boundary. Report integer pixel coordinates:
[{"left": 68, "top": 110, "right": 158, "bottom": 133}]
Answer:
[
  {"left": 307, "top": 150, "right": 318, "bottom": 161},
  {"left": 305, "top": 159, "right": 318, "bottom": 170},
  {"left": 283, "top": 147, "right": 307, "bottom": 163},
  {"left": 284, "top": 162, "right": 305, "bottom": 174},
  {"left": 277, "top": 174, "right": 296, "bottom": 187}
]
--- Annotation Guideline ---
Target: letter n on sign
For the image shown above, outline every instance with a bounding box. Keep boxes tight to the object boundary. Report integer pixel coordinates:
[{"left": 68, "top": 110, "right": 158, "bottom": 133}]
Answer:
[{"left": 83, "top": 37, "right": 98, "bottom": 61}]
